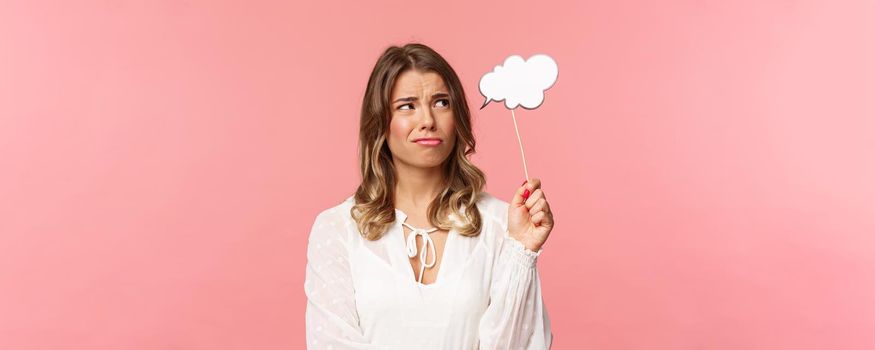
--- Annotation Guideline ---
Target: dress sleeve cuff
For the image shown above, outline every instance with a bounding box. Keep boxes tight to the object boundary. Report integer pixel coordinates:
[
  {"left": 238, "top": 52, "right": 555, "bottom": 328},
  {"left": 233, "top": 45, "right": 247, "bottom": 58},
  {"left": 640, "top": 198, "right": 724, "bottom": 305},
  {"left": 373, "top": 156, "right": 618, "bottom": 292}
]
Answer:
[{"left": 504, "top": 236, "right": 542, "bottom": 268}]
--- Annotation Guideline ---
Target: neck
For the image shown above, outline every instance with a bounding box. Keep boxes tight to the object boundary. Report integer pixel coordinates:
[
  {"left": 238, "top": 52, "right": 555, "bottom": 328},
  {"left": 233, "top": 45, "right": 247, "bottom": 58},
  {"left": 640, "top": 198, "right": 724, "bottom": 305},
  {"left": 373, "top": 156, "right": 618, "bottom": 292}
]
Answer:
[{"left": 393, "top": 161, "right": 445, "bottom": 211}]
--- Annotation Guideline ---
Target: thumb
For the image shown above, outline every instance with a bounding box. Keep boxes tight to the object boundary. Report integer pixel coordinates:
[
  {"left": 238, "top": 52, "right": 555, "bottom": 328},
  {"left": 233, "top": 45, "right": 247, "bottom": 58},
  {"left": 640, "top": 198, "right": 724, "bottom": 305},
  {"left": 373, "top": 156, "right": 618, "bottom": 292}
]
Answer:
[{"left": 511, "top": 180, "right": 530, "bottom": 208}]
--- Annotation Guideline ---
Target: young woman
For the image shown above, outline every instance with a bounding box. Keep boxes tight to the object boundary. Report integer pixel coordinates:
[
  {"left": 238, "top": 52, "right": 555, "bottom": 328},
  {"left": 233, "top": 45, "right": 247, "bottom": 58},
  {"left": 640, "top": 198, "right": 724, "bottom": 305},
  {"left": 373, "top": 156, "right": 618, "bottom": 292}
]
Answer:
[{"left": 304, "top": 43, "right": 555, "bottom": 349}]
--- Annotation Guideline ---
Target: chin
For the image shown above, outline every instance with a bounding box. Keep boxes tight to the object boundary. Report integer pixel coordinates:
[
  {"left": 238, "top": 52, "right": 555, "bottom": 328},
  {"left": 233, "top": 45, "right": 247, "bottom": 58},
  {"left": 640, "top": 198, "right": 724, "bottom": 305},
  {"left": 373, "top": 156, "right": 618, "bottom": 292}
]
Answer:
[
  {"left": 409, "top": 155, "right": 451, "bottom": 169},
  {"left": 414, "top": 160, "right": 446, "bottom": 169}
]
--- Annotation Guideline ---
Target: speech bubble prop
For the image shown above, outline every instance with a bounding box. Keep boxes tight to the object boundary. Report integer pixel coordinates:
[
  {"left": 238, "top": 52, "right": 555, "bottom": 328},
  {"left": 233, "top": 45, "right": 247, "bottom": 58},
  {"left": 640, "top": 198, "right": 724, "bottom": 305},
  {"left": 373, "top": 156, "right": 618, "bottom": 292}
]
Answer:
[
  {"left": 479, "top": 54, "right": 558, "bottom": 182},
  {"left": 479, "top": 54, "right": 558, "bottom": 110}
]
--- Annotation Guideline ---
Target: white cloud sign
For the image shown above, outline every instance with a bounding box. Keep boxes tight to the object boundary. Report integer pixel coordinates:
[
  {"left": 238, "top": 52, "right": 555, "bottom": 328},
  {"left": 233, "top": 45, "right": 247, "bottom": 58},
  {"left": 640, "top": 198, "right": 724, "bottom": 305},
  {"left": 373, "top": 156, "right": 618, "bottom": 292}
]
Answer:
[{"left": 479, "top": 54, "right": 558, "bottom": 110}]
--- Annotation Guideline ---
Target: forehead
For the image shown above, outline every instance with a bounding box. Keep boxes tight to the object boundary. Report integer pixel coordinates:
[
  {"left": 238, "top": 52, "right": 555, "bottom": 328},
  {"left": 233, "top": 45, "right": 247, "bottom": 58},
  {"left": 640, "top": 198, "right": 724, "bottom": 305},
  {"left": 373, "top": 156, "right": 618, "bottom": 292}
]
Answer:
[{"left": 390, "top": 69, "right": 448, "bottom": 97}]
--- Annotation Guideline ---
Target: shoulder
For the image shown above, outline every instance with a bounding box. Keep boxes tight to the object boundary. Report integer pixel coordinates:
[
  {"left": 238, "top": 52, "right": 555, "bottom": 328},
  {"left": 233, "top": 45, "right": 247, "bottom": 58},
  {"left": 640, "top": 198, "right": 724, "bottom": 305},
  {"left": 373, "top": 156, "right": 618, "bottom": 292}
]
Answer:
[
  {"left": 475, "top": 191, "right": 511, "bottom": 238},
  {"left": 476, "top": 191, "right": 508, "bottom": 223},
  {"left": 310, "top": 192, "right": 507, "bottom": 239},
  {"left": 307, "top": 195, "right": 357, "bottom": 245},
  {"left": 312, "top": 195, "right": 354, "bottom": 224}
]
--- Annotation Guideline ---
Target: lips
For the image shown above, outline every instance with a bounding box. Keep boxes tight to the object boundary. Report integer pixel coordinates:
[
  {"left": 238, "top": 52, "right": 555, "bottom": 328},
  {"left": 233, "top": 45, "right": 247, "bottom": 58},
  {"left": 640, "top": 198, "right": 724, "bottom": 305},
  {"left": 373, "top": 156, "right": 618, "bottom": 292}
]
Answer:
[{"left": 413, "top": 137, "right": 443, "bottom": 146}]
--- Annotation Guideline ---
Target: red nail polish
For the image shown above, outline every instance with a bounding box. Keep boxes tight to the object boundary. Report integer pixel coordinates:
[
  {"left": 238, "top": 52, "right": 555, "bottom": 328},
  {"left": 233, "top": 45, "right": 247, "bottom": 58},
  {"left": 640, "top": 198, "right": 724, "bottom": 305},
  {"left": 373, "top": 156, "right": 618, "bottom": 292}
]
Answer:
[{"left": 523, "top": 189, "right": 530, "bottom": 199}]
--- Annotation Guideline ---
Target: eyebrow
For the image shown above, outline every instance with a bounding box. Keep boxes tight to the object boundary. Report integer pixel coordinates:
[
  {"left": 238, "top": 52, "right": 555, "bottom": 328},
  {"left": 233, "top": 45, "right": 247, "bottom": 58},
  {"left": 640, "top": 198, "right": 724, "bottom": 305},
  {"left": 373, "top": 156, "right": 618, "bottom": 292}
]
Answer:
[{"left": 393, "top": 92, "right": 450, "bottom": 104}]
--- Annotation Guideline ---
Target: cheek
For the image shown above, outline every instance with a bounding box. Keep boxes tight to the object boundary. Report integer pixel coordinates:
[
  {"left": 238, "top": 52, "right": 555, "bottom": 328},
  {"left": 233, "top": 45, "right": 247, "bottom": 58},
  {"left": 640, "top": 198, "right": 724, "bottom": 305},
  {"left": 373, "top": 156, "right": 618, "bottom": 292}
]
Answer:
[
  {"left": 389, "top": 118, "right": 412, "bottom": 143},
  {"left": 442, "top": 117, "right": 456, "bottom": 140}
]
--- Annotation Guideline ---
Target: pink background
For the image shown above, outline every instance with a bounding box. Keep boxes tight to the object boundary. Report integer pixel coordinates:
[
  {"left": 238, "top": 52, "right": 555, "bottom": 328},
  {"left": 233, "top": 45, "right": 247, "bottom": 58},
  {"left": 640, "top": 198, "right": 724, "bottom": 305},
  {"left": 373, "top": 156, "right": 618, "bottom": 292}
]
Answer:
[{"left": 1, "top": 0, "right": 873, "bottom": 349}]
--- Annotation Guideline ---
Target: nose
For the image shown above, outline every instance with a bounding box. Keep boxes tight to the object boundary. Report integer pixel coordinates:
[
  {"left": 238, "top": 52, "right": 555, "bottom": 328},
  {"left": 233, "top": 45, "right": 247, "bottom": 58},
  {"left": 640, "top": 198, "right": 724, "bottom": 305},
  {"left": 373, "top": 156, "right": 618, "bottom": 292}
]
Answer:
[{"left": 419, "top": 107, "right": 436, "bottom": 131}]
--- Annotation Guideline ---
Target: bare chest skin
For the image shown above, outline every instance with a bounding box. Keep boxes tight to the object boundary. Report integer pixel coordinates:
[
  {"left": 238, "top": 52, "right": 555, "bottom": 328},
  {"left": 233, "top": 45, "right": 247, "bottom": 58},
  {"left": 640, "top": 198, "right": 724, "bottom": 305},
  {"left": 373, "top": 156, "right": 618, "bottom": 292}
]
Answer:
[{"left": 401, "top": 216, "right": 449, "bottom": 285}]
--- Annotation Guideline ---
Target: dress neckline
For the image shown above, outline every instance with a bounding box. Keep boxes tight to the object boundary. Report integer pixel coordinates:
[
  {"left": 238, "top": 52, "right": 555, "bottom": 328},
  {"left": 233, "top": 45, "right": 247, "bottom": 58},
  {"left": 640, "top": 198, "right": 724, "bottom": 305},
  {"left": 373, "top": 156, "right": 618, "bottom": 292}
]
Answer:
[{"left": 395, "top": 208, "right": 454, "bottom": 288}]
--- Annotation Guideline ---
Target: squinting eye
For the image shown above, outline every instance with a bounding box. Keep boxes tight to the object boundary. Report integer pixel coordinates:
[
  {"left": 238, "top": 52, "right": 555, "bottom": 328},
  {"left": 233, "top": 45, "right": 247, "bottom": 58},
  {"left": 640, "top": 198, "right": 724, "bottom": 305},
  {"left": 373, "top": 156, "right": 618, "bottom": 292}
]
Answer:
[
  {"left": 398, "top": 103, "right": 413, "bottom": 110},
  {"left": 435, "top": 99, "right": 450, "bottom": 108}
]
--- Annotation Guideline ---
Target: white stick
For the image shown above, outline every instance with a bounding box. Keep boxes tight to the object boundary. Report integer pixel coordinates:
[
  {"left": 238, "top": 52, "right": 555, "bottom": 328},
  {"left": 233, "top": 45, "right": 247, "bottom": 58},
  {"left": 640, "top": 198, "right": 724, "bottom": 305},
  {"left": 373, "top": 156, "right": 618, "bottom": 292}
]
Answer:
[{"left": 510, "top": 108, "right": 530, "bottom": 181}]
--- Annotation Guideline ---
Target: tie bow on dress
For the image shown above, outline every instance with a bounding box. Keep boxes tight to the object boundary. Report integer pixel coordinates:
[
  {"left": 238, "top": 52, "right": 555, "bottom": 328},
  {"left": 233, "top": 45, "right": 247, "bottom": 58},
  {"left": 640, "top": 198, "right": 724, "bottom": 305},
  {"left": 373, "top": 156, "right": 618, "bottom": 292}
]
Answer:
[{"left": 401, "top": 222, "right": 439, "bottom": 284}]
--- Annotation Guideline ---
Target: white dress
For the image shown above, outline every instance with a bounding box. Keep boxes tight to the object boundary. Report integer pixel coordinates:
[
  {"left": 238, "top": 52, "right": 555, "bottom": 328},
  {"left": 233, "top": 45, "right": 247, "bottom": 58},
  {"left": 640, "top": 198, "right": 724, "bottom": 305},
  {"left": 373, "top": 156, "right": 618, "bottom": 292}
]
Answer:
[{"left": 304, "top": 192, "right": 552, "bottom": 349}]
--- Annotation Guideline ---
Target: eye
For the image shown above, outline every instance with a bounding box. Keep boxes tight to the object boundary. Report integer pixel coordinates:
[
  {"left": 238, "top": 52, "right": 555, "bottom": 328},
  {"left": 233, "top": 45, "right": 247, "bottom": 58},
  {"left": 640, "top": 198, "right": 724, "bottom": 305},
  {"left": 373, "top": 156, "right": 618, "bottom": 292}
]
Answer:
[
  {"left": 398, "top": 103, "right": 414, "bottom": 110},
  {"left": 434, "top": 99, "right": 450, "bottom": 108}
]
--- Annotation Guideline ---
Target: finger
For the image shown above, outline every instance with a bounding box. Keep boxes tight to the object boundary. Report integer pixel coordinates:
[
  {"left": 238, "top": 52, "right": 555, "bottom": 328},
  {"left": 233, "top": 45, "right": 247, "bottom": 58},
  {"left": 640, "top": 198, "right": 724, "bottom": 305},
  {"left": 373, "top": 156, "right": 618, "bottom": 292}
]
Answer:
[
  {"left": 525, "top": 189, "right": 543, "bottom": 208},
  {"left": 542, "top": 211, "right": 554, "bottom": 228},
  {"left": 529, "top": 198, "right": 546, "bottom": 216},
  {"left": 521, "top": 178, "right": 541, "bottom": 201},
  {"left": 532, "top": 211, "right": 546, "bottom": 226},
  {"left": 527, "top": 178, "right": 541, "bottom": 190},
  {"left": 512, "top": 180, "right": 529, "bottom": 207},
  {"left": 525, "top": 179, "right": 545, "bottom": 201}
]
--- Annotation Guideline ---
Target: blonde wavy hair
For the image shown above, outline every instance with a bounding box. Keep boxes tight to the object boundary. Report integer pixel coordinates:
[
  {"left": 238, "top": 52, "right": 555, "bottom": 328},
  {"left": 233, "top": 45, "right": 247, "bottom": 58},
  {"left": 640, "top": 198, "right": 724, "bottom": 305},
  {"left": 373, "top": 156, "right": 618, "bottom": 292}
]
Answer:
[{"left": 351, "top": 43, "right": 486, "bottom": 241}]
